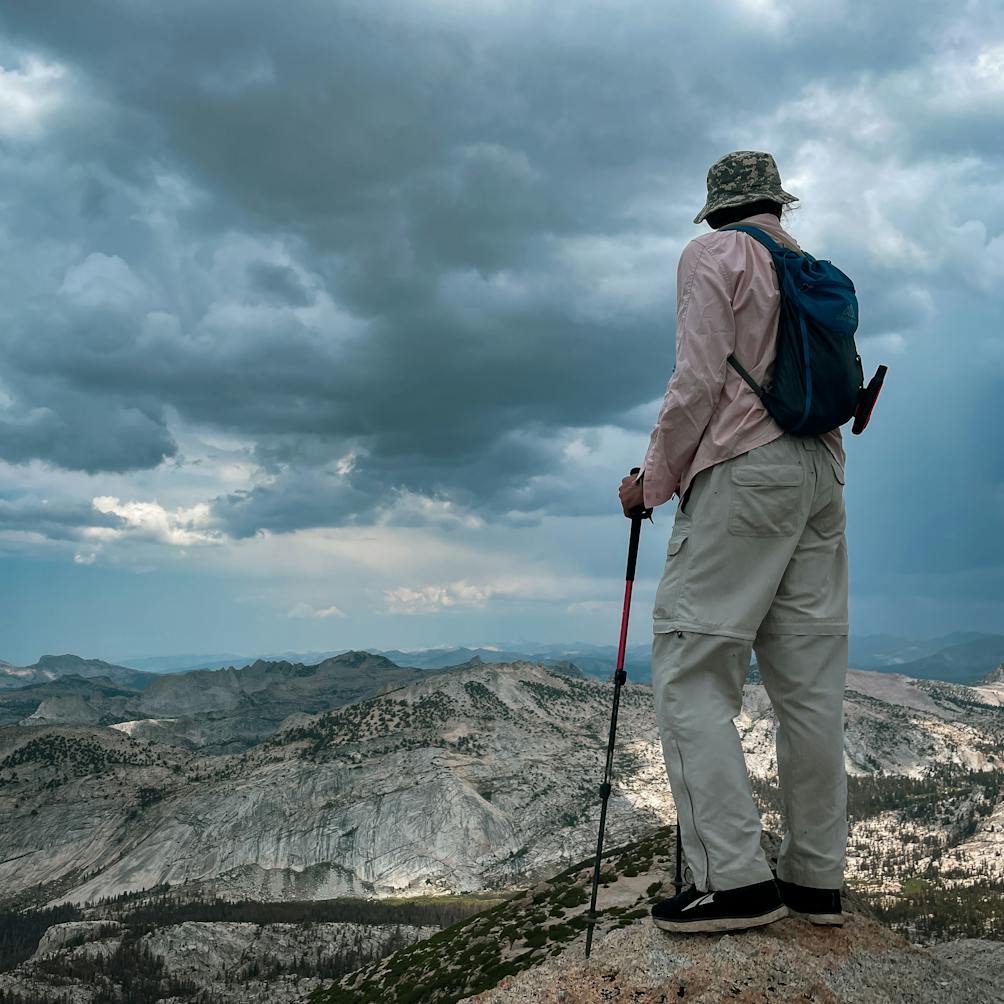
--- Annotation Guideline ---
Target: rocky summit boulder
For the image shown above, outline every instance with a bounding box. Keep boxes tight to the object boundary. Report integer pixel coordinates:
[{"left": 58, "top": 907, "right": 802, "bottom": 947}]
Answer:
[
  {"left": 929, "top": 938, "right": 1004, "bottom": 990},
  {"left": 458, "top": 915, "right": 1004, "bottom": 1003}
]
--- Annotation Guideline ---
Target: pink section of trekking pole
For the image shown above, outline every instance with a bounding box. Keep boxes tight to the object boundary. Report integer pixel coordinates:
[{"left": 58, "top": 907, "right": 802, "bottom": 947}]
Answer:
[{"left": 616, "top": 579, "right": 633, "bottom": 672}]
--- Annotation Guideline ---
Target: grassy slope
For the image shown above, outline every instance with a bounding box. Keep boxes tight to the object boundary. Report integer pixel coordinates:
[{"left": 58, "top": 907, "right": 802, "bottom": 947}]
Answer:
[{"left": 308, "top": 825, "right": 677, "bottom": 1004}]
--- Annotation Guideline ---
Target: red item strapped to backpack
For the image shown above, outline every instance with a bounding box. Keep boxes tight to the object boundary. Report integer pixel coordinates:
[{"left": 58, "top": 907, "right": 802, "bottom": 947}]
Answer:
[{"left": 852, "top": 365, "right": 887, "bottom": 435}]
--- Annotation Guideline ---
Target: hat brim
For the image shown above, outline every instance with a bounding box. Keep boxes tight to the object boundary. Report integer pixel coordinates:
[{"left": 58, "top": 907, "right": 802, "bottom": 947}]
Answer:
[{"left": 693, "top": 188, "right": 798, "bottom": 225}]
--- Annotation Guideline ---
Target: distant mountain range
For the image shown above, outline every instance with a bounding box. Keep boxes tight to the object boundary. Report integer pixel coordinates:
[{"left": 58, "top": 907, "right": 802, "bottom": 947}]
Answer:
[
  {"left": 869, "top": 635, "right": 1004, "bottom": 684},
  {"left": 113, "top": 642, "right": 655, "bottom": 679},
  {"left": 118, "top": 652, "right": 252, "bottom": 674},
  {"left": 0, "top": 651, "right": 453, "bottom": 752},
  {"left": 4, "top": 632, "right": 1004, "bottom": 694},
  {"left": 0, "top": 654, "right": 154, "bottom": 691},
  {"left": 370, "top": 643, "right": 655, "bottom": 683},
  {"left": 846, "top": 631, "right": 994, "bottom": 666},
  {"left": 375, "top": 636, "right": 1004, "bottom": 685}
]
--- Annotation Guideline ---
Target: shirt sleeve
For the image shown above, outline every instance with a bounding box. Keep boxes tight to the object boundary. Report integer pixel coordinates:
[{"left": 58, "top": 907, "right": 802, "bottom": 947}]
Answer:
[{"left": 640, "top": 241, "right": 736, "bottom": 509}]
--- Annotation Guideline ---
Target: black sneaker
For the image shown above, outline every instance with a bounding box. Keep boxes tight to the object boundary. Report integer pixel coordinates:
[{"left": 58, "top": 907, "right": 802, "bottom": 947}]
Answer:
[
  {"left": 775, "top": 876, "right": 844, "bottom": 926},
  {"left": 651, "top": 880, "right": 787, "bottom": 934}
]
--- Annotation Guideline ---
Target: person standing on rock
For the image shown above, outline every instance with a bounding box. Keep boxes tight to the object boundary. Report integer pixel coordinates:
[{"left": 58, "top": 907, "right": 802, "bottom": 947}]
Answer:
[{"left": 618, "top": 150, "right": 849, "bottom": 933}]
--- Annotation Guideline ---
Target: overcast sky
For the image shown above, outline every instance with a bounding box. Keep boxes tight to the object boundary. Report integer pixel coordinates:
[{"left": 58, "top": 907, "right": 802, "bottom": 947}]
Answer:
[{"left": 1, "top": 0, "right": 1002, "bottom": 665}]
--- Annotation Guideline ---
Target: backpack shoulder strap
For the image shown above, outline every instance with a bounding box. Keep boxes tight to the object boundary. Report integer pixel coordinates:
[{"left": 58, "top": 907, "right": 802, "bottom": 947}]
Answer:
[
  {"left": 721, "top": 223, "right": 806, "bottom": 261},
  {"left": 719, "top": 225, "right": 782, "bottom": 397},
  {"left": 720, "top": 223, "right": 785, "bottom": 255}
]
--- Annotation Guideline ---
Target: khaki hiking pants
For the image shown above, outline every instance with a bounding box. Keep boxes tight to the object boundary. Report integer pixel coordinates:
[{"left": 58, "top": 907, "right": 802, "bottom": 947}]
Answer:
[{"left": 651, "top": 433, "right": 848, "bottom": 892}]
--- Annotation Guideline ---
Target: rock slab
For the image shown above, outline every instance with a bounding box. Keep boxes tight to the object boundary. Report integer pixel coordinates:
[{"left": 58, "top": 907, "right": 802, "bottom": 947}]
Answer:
[{"left": 460, "top": 912, "right": 1004, "bottom": 1004}]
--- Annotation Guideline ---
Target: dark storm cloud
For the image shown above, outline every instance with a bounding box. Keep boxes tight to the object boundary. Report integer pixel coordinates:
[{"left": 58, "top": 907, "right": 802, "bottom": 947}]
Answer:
[
  {"left": 0, "top": 0, "right": 1002, "bottom": 555},
  {"left": 0, "top": 495, "right": 124, "bottom": 540},
  {"left": 246, "top": 263, "right": 314, "bottom": 308},
  {"left": 0, "top": 393, "right": 177, "bottom": 474},
  {"left": 1, "top": 0, "right": 693, "bottom": 498},
  {"left": 217, "top": 468, "right": 370, "bottom": 539}
]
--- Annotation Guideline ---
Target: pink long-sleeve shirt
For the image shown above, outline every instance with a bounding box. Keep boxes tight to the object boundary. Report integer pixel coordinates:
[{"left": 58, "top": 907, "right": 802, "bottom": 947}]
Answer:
[{"left": 640, "top": 213, "right": 845, "bottom": 509}]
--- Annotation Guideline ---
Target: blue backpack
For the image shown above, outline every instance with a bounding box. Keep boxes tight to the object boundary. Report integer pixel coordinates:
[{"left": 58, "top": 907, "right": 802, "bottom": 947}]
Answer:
[{"left": 723, "top": 225, "right": 864, "bottom": 436}]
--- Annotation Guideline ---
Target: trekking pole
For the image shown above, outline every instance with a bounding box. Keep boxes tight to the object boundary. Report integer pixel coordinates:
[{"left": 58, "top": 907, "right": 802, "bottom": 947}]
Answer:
[
  {"left": 673, "top": 822, "right": 684, "bottom": 895},
  {"left": 585, "top": 469, "right": 651, "bottom": 959}
]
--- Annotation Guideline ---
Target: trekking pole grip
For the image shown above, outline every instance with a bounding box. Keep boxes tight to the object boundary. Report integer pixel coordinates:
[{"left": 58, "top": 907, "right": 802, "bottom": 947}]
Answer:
[{"left": 625, "top": 468, "right": 649, "bottom": 583}]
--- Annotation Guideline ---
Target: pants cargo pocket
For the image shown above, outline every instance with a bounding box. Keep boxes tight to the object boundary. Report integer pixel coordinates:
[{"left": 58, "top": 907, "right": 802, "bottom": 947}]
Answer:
[
  {"left": 728, "top": 464, "right": 804, "bottom": 537},
  {"left": 653, "top": 532, "right": 690, "bottom": 626},
  {"left": 815, "top": 456, "right": 847, "bottom": 534}
]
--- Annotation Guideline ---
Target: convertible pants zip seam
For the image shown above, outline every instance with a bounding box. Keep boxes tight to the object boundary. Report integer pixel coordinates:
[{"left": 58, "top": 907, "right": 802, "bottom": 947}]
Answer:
[{"left": 674, "top": 734, "right": 712, "bottom": 888}]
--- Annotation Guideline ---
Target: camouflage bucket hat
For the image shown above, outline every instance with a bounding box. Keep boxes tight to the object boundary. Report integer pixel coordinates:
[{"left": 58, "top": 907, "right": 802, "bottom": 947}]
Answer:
[{"left": 693, "top": 150, "right": 798, "bottom": 224}]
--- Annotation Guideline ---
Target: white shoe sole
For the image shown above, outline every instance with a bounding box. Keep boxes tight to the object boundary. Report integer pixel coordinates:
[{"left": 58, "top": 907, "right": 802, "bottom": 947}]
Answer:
[
  {"left": 652, "top": 904, "right": 789, "bottom": 934},
  {"left": 789, "top": 909, "right": 845, "bottom": 926}
]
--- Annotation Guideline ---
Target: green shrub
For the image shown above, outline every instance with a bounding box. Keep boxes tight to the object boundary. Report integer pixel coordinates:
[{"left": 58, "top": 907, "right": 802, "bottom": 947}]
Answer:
[
  {"left": 557, "top": 886, "right": 588, "bottom": 908},
  {"left": 524, "top": 927, "right": 547, "bottom": 948}
]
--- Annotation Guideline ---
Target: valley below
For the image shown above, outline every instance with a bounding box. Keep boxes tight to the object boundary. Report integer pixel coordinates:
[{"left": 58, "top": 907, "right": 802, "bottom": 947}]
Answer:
[{"left": 0, "top": 650, "right": 1002, "bottom": 1002}]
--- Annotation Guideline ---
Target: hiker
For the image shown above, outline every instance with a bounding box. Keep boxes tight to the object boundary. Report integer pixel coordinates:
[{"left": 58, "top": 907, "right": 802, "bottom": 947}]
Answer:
[{"left": 618, "top": 151, "right": 849, "bottom": 934}]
